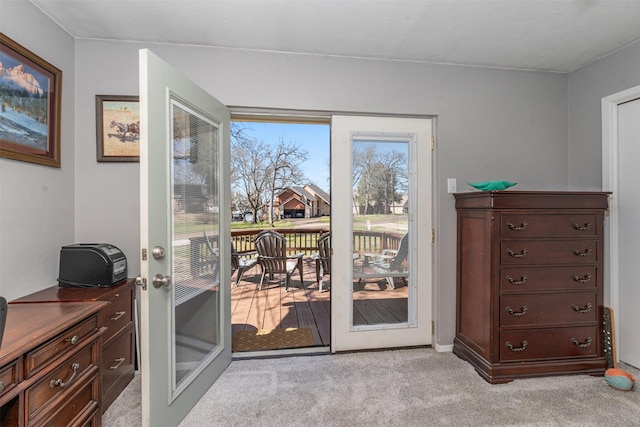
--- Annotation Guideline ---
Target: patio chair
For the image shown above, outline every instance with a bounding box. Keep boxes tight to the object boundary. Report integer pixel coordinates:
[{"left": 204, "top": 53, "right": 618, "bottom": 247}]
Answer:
[
  {"left": 311, "top": 232, "right": 331, "bottom": 292},
  {"left": 204, "top": 231, "right": 258, "bottom": 287},
  {"left": 231, "top": 243, "right": 258, "bottom": 287},
  {"left": 254, "top": 230, "right": 304, "bottom": 291},
  {"left": 362, "top": 233, "right": 409, "bottom": 289},
  {"left": 202, "top": 231, "right": 221, "bottom": 283}
]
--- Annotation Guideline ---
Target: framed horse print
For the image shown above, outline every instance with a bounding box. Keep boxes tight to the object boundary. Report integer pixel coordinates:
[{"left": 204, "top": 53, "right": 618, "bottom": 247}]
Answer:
[
  {"left": 0, "top": 33, "right": 62, "bottom": 168},
  {"left": 96, "top": 94, "right": 140, "bottom": 162}
]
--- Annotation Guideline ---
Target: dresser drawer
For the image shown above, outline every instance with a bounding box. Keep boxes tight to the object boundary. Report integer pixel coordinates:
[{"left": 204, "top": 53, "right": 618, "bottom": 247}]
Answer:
[
  {"left": 500, "top": 266, "right": 597, "bottom": 292},
  {"left": 501, "top": 240, "right": 598, "bottom": 265},
  {"left": 25, "top": 314, "right": 99, "bottom": 378},
  {"left": 27, "top": 341, "right": 99, "bottom": 422},
  {"left": 500, "top": 326, "right": 599, "bottom": 362},
  {"left": 500, "top": 293, "right": 597, "bottom": 327},
  {"left": 102, "top": 327, "right": 134, "bottom": 401},
  {"left": 501, "top": 214, "right": 598, "bottom": 238},
  {"left": 100, "top": 288, "right": 133, "bottom": 345},
  {"left": 39, "top": 376, "right": 99, "bottom": 427},
  {"left": 0, "top": 359, "right": 20, "bottom": 401}
]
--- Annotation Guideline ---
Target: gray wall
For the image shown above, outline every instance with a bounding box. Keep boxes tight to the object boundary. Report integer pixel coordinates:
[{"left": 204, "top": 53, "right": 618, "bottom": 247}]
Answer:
[
  {"left": 0, "top": 1, "right": 76, "bottom": 301},
  {"left": 3, "top": 2, "right": 597, "bottom": 347},
  {"left": 74, "top": 40, "right": 569, "bottom": 347},
  {"left": 568, "top": 40, "right": 640, "bottom": 190}
]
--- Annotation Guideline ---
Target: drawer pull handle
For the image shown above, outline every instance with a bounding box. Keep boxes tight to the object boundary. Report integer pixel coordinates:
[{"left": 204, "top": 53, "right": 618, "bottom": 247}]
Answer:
[
  {"left": 505, "top": 306, "right": 528, "bottom": 317},
  {"left": 110, "top": 357, "right": 126, "bottom": 370},
  {"left": 571, "top": 337, "right": 592, "bottom": 348},
  {"left": 572, "top": 248, "right": 592, "bottom": 257},
  {"left": 506, "top": 248, "right": 528, "bottom": 258},
  {"left": 0, "top": 382, "right": 4, "bottom": 393},
  {"left": 572, "top": 222, "right": 592, "bottom": 231},
  {"left": 571, "top": 273, "right": 592, "bottom": 283},
  {"left": 505, "top": 340, "right": 528, "bottom": 352},
  {"left": 506, "top": 221, "right": 528, "bottom": 231},
  {"left": 65, "top": 335, "right": 79, "bottom": 345},
  {"left": 506, "top": 275, "right": 528, "bottom": 285},
  {"left": 571, "top": 303, "right": 592, "bottom": 313},
  {"left": 110, "top": 311, "right": 126, "bottom": 321},
  {"left": 50, "top": 362, "right": 80, "bottom": 389}
]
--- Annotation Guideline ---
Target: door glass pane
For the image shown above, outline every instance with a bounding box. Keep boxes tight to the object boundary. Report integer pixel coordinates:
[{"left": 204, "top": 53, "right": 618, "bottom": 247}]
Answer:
[
  {"left": 352, "top": 138, "right": 410, "bottom": 326},
  {"left": 171, "top": 99, "right": 221, "bottom": 389}
]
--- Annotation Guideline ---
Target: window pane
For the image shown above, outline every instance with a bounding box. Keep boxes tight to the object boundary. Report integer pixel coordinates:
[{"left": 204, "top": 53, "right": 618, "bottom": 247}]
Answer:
[
  {"left": 352, "top": 139, "right": 409, "bottom": 326},
  {"left": 171, "top": 101, "right": 220, "bottom": 388}
]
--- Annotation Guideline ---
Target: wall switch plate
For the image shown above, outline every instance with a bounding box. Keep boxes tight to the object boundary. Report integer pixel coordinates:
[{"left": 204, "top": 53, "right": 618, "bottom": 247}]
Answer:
[{"left": 447, "top": 178, "right": 457, "bottom": 193}]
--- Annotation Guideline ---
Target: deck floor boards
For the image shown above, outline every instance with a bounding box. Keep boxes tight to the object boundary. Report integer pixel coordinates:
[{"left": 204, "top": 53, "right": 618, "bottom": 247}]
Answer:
[{"left": 231, "top": 258, "right": 408, "bottom": 350}]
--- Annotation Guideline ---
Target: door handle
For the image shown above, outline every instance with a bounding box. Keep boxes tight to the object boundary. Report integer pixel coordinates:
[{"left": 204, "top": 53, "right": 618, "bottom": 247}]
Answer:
[
  {"left": 153, "top": 274, "right": 171, "bottom": 290},
  {"left": 152, "top": 246, "right": 166, "bottom": 260}
]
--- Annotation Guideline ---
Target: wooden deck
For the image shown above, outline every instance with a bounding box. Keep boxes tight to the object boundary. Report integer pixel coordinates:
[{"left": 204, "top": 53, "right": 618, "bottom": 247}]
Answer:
[{"left": 231, "top": 257, "right": 409, "bottom": 351}]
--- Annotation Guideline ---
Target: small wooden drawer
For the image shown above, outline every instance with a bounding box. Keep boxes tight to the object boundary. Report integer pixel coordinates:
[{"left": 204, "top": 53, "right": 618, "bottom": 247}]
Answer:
[
  {"left": 500, "top": 293, "right": 598, "bottom": 327},
  {"left": 26, "top": 314, "right": 99, "bottom": 378},
  {"left": 39, "top": 377, "right": 99, "bottom": 427},
  {"left": 102, "top": 327, "right": 134, "bottom": 397},
  {"left": 100, "top": 288, "right": 133, "bottom": 345},
  {"left": 500, "top": 326, "right": 599, "bottom": 362},
  {"left": 27, "top": 341, "right": 98, "bottom": 421},
  {"left": 501, "top": 214, "right": 598, "bottom": 238},
  {"left": 0, "top": 359, "right": 19, "bottom": 401},
  {"left": 501, "top": 240, "right": 598, "bottom": 265},
  {"left": 500, "top": 266, "right": 597, "bottom": 292}
]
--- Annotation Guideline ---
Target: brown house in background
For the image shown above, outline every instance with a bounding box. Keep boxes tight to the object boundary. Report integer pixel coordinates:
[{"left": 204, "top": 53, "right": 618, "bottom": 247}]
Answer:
[{"left": 276, "top": 184, "right": 330, "bottom": 218}]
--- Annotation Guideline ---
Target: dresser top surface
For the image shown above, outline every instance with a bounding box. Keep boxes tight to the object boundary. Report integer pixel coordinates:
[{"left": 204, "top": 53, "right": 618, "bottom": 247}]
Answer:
[
  {"left": 454, "top": 191, "right": 610, "bottom": 210},
  {"left": 11, "top": 278, "right": 134, "bottom": 304},
  {"left": 0, "top": 301, "right": 107, "bottom": 366}
]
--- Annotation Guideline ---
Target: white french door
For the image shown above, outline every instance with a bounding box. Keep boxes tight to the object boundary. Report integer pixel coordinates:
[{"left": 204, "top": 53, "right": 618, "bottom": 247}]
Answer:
[
  {"left": 139, "top": 49, "right": 232, "bottom": 426},
  {"left": 331, "top": 115, "right": 433, "bottom": 352}
]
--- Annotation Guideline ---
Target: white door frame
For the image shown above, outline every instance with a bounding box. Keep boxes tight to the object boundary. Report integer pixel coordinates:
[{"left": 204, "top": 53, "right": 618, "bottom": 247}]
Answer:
[
  {"left": 230, "top": 108, "right": 438, "bottom": 353},
  {"left": 601, "top": 84, "right": 640, "bottom": 361}
]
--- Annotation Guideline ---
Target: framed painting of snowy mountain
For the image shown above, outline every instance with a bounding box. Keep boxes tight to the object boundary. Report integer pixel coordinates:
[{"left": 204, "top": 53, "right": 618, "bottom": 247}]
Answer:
[{"left": 0, "top": 33, "right": 61, "bottom": 168}]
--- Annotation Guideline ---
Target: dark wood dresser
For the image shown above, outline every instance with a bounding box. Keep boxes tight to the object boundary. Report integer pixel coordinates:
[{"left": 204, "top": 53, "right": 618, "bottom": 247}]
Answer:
[
  {"left": 0, "top": 302, "right": 107, "bottom": 426},
  {"left": 11, "top": 279, "right": 135, "bottom": 412},
  {"left": 453, "top": 191, "right": 609, "bottom": 383}
]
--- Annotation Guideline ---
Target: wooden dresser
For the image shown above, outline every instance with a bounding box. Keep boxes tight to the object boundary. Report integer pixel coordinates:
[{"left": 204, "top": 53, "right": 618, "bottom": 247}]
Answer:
[
  {"left": 453, "top": 191, "right": 609, "bottom": 383},
  {"left": 11, "top": 279, "right": 135, "bottom": 412},
  {"left": 0, "top": 302, "right": 106, "bottom": 426}
]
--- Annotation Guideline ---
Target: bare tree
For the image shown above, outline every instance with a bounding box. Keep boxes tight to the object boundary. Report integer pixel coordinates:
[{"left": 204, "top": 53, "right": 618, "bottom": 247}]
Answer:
[
  {"left": 265, "top": 139, "right": 308, "bottom": 227},
  {"left": 231, "top": 137, "right": 270, "bottom": 223},
  {"left": 375, "top": 150, "right": 408, "bottom": 213},
  {"left": 231, "top": 123, "right": 309, "bottom": 225},
  {"left": 354, "top": 144, "right": 407, "bottom": 215},
  {"left": 352, "top": 144, "right": 377, "bottom": 214}
]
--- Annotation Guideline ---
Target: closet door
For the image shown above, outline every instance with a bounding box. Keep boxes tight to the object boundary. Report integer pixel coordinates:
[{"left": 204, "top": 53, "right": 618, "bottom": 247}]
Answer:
[{"left": 616, "top": 98, "right": 640, "bottom": 368}]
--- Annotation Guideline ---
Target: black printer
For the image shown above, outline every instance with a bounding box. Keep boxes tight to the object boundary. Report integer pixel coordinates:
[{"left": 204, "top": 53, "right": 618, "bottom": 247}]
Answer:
[{"left": 58, "top": 243, "right": 127, "bottom": 288}]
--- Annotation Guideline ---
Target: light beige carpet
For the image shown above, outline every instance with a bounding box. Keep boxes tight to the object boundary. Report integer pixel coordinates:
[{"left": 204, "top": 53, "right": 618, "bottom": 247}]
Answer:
[
  {"left": 232, "top": 327, "right": 315, "bottom": 352},
  {"left": 104, "top": 348, "right": 640, "bottom": 427}
]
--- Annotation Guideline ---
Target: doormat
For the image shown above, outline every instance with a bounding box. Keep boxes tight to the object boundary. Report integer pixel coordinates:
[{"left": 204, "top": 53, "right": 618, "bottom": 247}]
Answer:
[{"left": 233, "top": 327, "right": 315, "bottom": 352}]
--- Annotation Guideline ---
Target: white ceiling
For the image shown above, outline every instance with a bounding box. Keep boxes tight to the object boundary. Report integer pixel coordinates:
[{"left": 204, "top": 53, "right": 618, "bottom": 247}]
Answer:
[{"left": 30, "top": 0, "right": 640, "bottom": 73}]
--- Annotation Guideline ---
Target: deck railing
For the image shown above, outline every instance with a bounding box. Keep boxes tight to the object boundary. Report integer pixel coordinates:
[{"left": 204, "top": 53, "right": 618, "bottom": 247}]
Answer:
[{"left": 189, "top": 228, "right": 404, "bottom": 277}]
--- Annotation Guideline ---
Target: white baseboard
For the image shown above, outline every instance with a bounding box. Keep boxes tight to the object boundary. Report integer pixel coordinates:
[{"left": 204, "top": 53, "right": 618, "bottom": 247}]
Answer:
[{"left": 433, "top": 342, "right": 453, "bottom": 352}]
